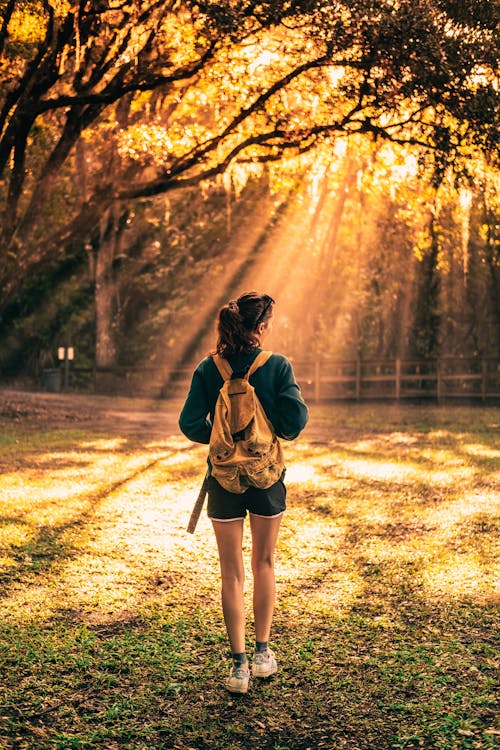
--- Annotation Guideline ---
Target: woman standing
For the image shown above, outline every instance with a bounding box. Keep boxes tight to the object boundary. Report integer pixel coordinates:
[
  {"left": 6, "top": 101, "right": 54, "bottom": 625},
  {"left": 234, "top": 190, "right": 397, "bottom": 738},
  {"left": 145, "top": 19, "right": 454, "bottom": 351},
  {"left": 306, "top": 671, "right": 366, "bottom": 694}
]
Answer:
[{"left": 179, "top": 292, "right": 308, "bottom": 693}]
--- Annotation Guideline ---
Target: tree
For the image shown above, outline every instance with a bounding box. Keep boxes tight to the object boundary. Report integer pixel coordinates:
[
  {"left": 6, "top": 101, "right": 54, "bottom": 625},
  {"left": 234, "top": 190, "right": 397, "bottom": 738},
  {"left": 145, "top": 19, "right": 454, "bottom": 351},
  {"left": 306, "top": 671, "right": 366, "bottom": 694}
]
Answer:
[{"left": 0, "top": 0, "right": 497, "bottom": 314}]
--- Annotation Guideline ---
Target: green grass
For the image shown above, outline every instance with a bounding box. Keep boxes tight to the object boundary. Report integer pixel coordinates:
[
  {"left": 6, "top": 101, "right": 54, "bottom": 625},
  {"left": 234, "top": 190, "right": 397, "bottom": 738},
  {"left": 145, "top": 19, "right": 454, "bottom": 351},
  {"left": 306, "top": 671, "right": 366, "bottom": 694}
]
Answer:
[{"left": 0, "top": 402, "right": 498, "bottom": 750}]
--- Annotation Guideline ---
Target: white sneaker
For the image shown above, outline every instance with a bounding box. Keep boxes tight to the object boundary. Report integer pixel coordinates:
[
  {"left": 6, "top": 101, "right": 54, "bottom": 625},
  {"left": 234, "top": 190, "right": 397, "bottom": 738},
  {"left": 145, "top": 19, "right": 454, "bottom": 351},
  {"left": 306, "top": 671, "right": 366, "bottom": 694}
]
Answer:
[
  {"left": 226, "top": 665, "right": 250, "bottom": 694},
  {"left": 252, "top": 648, "right": 278, "bottom": 679}
]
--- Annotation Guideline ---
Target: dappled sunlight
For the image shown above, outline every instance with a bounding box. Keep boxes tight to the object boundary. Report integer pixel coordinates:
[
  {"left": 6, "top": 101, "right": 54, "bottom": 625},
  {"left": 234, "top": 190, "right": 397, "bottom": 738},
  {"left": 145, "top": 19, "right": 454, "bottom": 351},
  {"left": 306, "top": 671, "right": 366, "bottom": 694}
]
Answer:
[
  {"left": 278, "top": 420, "right": 499, "bottom": 614},
  {"left": 340, "top": 456, "right": 421, "bottom": 482},
  {"left": 351, "top": 433, "right": 420, "bottom": 451},
  {"left": 422, "top": 551, "right": 496, "bottom": 600},
  {"left": 285, "top": 461, "right": 324, "bottom": 485},
  {"left": 419, "top": 489, "right": 498, "bottom": 529},
  {"left": 0, "top": 554, "right": 17, "bottom": 571},
  {"left": 0, "top": 448, "right": 175, "bottom": 555},
  {"left": 333, "top": 449, "right": 477, "bottom": 487},
  {"left": 462, "top": 442, "right": 500, "bottom": 460},
  {"left": 0, "top": 0, "right": 498, "bottom": 737},
  {"left": 281, "top": 571, "right": 366, "bottom": 616},
  {"left": 279, "top": 513, "right": 366, "bottom": 613},
  {"left": 0, "top": 520, "right": 33, "bottom": 552},
  {"left": 144, "top": 435, "right": 195, "bottom": 451},
  {"left": 0, "top": 432, "right": 221, "bottom": 623},
  {"left": 1, "top": 496, "right": 219, "bottom": 624},
  {"left": 6, "top": 555, "right": 143, "bottom": 621},
  {"left": 419, "top": 445, "right": 471, "bottom": 466},
  {"left": 289, "top": 430, "right": 486, "bottom": 489},
  {"left": 0, "top": 405, "right": 498, "bottom": 629},
  {"left": 79, "top": 438, "right": 129, "bottom": 450}
]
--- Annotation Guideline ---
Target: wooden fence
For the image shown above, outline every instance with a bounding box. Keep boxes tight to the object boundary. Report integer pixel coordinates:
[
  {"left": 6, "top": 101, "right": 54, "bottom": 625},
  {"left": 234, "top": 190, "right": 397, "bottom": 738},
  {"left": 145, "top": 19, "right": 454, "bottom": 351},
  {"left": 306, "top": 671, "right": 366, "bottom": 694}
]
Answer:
[
  {"left": 291, "top": 357, "right": 500, "bottom": 403},
  {"left": 67, "top": 356, "right": 500, "bottom": 402}
]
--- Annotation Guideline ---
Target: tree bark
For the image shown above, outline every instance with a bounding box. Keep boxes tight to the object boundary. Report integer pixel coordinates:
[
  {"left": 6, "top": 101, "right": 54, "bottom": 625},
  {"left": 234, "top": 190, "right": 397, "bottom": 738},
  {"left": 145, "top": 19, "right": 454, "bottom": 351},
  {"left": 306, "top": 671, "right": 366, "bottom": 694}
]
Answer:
[
  {"left": 409, "top": 206, "right": 442, "bottom": 358},
  {"left": 94, "top": 202, "right": 128, "bottom": 369}
]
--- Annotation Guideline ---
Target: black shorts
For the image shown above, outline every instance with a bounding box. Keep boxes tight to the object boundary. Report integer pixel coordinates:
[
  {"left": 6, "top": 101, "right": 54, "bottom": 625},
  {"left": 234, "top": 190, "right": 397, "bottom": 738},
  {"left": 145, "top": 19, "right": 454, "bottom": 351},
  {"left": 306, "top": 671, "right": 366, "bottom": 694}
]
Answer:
[{"left": 207, "top": 473, "right": 286, "bottom": 521}]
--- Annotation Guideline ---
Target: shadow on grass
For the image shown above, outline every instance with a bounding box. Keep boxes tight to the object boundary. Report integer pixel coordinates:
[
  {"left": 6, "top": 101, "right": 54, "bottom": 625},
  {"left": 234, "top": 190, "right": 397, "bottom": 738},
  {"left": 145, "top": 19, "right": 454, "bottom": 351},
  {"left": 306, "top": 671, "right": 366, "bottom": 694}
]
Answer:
[
  {"left": 0, "top": 599, "right": 497, "bottom": 750},
  {"left": 0, "top": 403, "right": 498, "bottom": 750},
  {"left": 0, "top": 455, "right": 172, "bottom": 593}
]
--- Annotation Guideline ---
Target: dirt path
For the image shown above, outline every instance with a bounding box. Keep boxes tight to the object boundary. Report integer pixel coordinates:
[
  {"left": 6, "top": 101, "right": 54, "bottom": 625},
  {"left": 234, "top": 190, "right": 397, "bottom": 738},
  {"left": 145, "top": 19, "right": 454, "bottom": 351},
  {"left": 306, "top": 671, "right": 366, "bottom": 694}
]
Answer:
[
  {"left": 0, "top": 387, "right": 334, "bottom": 442},
  {"left": 0, "top": 387, "right": 185, "bottom": 438}
]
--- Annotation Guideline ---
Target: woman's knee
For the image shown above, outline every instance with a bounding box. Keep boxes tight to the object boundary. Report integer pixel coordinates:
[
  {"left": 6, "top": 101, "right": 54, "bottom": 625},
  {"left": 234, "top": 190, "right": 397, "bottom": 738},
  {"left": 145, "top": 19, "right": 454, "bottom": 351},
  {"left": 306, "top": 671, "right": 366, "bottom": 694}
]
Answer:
[
  {"left": 220, "top": 565, "right": 245, "bottom": 587},
  {"left": 251, "top": 553, "right": 274, "bottom": 574}
]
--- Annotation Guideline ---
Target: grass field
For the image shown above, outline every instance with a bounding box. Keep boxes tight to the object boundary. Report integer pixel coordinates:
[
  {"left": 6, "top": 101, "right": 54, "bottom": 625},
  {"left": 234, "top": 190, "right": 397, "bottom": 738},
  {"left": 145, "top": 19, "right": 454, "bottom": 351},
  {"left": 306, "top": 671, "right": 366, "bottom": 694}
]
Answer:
[{"left": 0, "top": 400, "right": 498, "bottom": 750}]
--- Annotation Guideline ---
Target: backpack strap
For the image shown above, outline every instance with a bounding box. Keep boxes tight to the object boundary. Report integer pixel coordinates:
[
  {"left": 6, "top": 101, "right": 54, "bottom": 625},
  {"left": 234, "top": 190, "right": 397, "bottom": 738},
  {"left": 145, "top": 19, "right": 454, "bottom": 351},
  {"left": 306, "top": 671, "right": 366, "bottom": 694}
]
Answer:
[
  {"left": 213, "top": 351, "right": 272, "bottom": 381},
  {"left": 245, "top": 350, "right": 272, "bottom": 379},
  {"left": 212, "top": 354, "right": 233, "bottom": 381}
]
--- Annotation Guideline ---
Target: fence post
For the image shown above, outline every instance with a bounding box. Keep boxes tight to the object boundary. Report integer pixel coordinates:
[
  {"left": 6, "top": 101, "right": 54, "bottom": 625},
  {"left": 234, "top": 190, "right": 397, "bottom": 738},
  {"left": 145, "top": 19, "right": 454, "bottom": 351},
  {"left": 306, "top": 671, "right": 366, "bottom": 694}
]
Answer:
[
  {"left": 395, "top": 358, "right": 401, "bottom": 401},
  {"left": 314, "top": 360, "right": 320, "bottom": 403},
  {"left": 481, "top": 358, "right": 487, "bottom": 402},
  {"left": 437, "top": 359, "right": 442, "bottom": 403},
  {"left": 355, "top": 359, "right": 361, "bottom": 401}
]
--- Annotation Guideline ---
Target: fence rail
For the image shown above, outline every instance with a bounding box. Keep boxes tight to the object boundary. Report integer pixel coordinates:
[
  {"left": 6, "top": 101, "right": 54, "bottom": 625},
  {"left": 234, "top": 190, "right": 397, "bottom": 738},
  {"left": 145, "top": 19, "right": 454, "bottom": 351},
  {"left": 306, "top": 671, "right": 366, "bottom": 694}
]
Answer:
[
  {"left": 63, "top": 357, "right": 500, "bottom": 402},
  {"left": 291, "top": 357, "right": 500, "bottom": 402}
]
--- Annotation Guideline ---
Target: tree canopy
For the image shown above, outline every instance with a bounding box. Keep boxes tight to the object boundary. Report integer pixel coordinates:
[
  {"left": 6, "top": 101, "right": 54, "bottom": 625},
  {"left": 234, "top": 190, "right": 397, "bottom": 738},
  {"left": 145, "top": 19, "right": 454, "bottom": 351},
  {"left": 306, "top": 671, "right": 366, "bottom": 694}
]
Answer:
[
  {"left": 0, "top": 0, "right": 498, "bottom": 380},
  {"left": 0, "top": 1, "right": 498, "bottom": 301}
]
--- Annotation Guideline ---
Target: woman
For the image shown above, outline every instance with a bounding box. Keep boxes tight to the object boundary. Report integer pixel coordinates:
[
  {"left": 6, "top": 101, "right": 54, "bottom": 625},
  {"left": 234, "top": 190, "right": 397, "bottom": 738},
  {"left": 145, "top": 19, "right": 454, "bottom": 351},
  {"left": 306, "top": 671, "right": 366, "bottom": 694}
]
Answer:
[{"left": 179, "top": 292, "right": 308, "bottom": 693}]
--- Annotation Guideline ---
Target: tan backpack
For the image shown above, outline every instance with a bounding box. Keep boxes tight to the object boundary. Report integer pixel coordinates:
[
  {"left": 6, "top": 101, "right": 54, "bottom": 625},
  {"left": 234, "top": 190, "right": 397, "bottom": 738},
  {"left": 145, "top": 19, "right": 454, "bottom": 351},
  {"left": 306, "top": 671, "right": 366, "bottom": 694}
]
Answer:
[{"left": 209, "top": 351, "right": 285, "bottom": 494}]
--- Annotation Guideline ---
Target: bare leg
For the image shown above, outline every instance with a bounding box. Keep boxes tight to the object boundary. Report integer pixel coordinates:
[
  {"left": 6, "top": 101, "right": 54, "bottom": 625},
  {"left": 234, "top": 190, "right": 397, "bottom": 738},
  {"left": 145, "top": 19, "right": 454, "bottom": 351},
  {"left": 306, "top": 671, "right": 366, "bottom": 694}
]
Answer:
[
  {"left": 211, "top": 518, "right": 247, "bottom": 656},
  {"left": 249, "top": 513, "right": 283, "bottom": 643}
]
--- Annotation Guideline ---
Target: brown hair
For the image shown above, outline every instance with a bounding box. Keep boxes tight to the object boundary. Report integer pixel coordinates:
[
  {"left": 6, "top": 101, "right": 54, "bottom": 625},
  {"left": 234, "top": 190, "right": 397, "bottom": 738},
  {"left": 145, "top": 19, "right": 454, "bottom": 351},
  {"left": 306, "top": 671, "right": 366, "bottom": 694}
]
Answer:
[{"left": 215, "top": 292, "right": 275, "bottom": 358}]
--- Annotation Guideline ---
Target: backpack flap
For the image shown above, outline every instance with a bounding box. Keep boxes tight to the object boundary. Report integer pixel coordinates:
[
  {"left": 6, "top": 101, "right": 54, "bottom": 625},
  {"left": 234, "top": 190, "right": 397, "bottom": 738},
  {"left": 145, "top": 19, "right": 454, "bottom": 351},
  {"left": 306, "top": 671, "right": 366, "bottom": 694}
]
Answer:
[
  {"left": 227, "top": 379, "right": 255, "bottom": 434},
  {"left": 210, "top": 385, "right": 234, "bottom": 458}
]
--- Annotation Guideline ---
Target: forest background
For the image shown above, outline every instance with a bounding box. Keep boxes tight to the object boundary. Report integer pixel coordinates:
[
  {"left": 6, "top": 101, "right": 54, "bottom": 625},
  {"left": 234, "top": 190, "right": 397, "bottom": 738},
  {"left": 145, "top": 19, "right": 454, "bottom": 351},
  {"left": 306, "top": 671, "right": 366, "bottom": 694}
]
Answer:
[{"left": 0, "top": 0, "right": 498, "bottom": 390}]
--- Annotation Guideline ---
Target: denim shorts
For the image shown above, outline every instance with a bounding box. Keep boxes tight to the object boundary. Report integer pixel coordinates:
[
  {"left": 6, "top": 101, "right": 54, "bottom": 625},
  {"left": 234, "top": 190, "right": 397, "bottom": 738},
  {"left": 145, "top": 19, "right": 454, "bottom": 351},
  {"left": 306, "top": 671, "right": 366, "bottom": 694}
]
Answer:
[{"left": 207, "top": 473, "right": 286, "bottom": 521}]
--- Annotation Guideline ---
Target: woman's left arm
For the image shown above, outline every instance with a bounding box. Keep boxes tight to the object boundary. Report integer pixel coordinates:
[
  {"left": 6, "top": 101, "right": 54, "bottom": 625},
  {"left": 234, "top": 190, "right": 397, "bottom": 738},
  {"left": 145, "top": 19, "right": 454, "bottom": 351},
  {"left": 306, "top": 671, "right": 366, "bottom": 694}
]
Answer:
[{"left": 274, "top": 357, "right": 309, "bottom": 440}]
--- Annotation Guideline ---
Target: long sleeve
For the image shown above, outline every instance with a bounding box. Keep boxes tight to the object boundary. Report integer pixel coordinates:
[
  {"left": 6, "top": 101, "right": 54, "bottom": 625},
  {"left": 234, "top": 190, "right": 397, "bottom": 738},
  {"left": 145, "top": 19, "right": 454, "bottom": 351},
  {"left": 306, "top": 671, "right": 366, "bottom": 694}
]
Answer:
[
  {"left": 178, "top": 368, "right": 212, "bottom": 444},
  {"left": 272, "top": 356, "right": 309, "bottom": 440}
]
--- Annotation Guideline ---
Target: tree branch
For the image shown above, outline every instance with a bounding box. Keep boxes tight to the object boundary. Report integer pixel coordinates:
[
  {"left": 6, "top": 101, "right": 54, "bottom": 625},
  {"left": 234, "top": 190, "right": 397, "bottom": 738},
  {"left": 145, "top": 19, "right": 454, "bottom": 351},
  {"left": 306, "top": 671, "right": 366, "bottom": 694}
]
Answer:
[
  {"left": 143, "top": 56, "right": 362, "bottom": 184},
  {"left": 116, "top": 112, "right": 443, "bottom": 203},
  {"left": 173, "top": 54, "right": 334, "bottom": 169},
  {"left": 116, "top": 124, "right": 342, "bottom": 199},
  {"left": 78, "top": 17, "right": 136, "bottom": 92},
  {"left": 0, "top": 8, "right": 75, "bottom": 179},
  {"left": 0, "top": 0, "right": 16, "bottom": 56},
  {"left": 38, "top": 44, "right": 217, "bottom": 112},
  {"left": 0, "top": 1, "right": 56, "bottom": 142},
  {"left": 2, "top": 120, "right": 29, "bottom": 235}
]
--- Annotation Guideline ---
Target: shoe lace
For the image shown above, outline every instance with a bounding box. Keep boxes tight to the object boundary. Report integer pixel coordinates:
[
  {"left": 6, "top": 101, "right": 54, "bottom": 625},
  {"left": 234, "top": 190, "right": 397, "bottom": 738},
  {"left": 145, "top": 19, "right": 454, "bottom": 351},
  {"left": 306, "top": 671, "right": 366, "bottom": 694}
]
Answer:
[
  {"left": 232, "top": 666, "right": 249, "bottom": 679},
  {"left": 254, "top": 652, "right": 268, "bottom": 664}
]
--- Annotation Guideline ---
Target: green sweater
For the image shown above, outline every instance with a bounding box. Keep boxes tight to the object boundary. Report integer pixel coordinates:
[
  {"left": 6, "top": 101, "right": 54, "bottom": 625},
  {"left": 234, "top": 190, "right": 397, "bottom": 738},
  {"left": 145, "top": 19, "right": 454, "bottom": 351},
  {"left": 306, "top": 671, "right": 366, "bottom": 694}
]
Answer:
[{"left": 179, "top": 348, "right": 309, "bottom": 445}]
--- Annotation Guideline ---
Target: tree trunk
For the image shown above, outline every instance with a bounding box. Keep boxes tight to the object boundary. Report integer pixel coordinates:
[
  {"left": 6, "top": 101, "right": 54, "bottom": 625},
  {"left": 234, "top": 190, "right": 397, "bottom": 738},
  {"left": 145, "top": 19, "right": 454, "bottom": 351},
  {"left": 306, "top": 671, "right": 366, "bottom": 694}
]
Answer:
[
  {"left": 94, "top": 202, "right": 128, "bottom": 369},
  {"left": 409, "top": 206, "right": 442, "bottom": 358}
]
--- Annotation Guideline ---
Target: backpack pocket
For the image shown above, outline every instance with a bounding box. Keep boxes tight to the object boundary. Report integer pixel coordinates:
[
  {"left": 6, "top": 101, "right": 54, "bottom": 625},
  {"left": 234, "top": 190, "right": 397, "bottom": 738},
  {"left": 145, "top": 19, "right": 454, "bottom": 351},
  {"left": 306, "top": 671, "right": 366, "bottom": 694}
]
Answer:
[
  {"left": 211, "top": 464, "right": 245, "bottom": 494},
  {"left": 242, "top": 444, "right": 283, "bottom": 489}
]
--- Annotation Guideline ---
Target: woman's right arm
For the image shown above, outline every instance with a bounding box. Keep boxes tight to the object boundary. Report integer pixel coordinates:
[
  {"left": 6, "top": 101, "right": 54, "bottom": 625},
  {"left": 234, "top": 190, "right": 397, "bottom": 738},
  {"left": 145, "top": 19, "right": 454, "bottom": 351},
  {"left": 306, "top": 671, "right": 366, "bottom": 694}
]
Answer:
[{"left": 178, "top": 368, "right": 212, "bottom": 444}]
